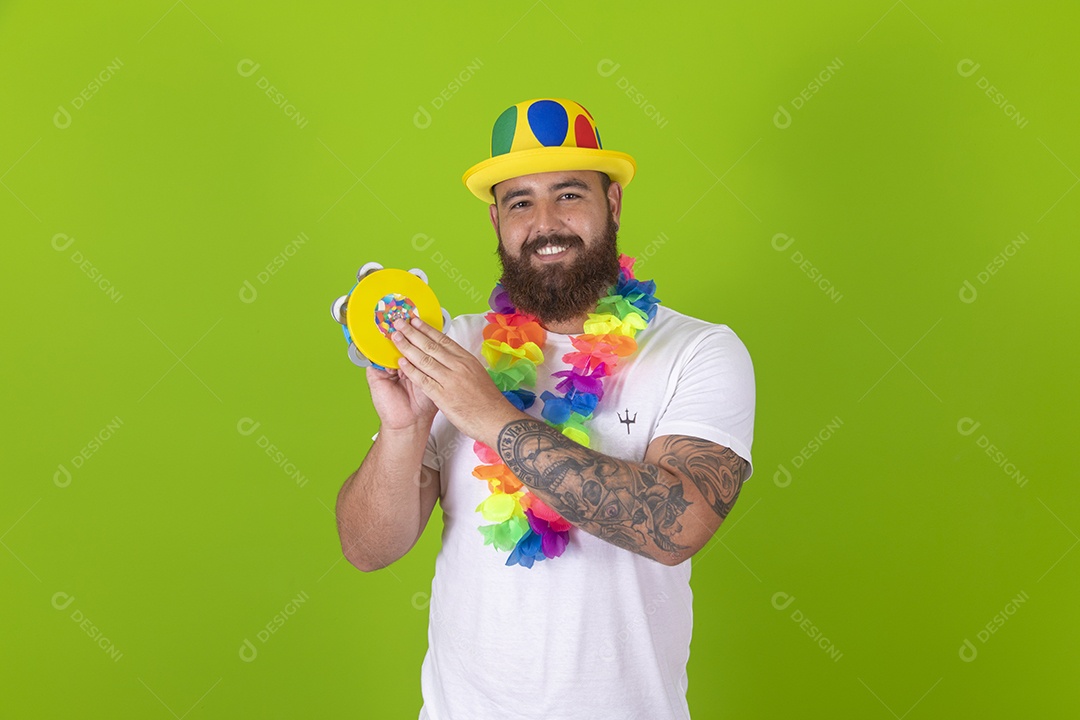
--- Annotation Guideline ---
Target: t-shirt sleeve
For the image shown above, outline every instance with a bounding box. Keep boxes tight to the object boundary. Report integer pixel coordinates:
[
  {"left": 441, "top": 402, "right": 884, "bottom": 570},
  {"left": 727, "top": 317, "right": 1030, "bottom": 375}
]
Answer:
[
  {"left": 422, "top": 427, "right": 440, "bottom": 472},
  {"left": 650, "top": 326, "right": 756, "bottom": 480}
]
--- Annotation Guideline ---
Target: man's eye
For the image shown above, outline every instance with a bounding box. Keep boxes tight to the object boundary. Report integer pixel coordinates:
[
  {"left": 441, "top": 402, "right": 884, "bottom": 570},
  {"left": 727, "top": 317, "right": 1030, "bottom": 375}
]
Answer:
[
  {"left": 560, "top": 193, "right": 579, "bottom": 200},
  {"left": 511, "top": 201, "right": 529, "bottom": 209}
]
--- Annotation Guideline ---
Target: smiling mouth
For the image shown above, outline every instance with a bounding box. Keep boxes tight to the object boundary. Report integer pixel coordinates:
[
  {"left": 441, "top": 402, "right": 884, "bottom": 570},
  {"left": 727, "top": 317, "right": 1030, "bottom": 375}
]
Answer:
[{"left": 536, "top": 245, "right": 570, "bottom": 257}]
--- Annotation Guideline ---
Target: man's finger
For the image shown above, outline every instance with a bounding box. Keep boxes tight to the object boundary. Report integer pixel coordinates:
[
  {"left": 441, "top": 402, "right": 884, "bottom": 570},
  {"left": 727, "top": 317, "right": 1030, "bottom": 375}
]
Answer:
[
  {"left": 395, "top": 318, "right": 459, "bottom": 359},
  {"left": 402, "top": 316, "right": 463, "bottom": 360},
  {"left": 392, "top": 320, "right": 452, "bottom": 379}
]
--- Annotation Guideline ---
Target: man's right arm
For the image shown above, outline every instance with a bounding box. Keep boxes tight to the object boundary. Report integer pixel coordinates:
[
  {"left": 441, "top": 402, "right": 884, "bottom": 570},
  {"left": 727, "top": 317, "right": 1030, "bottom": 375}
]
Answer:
[{"left": 335, "top": 421, "right": 441, "bottom": 572}]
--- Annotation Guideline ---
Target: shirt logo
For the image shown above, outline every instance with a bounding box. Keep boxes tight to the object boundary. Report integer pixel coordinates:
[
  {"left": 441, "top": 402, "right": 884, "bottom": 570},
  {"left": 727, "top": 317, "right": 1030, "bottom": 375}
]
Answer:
[{"left": 617, "top": 409, "right": 637, "bottom": 435}]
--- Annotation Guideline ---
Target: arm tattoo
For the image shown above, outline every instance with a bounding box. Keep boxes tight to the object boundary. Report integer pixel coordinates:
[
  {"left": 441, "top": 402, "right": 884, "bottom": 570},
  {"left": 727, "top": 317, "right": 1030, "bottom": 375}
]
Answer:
[
  {"left": 653, "top": 436, "right": 747, "bottom": 520},
  {"left": 497, "top": 419, "right": 692, "bottom": 561}
]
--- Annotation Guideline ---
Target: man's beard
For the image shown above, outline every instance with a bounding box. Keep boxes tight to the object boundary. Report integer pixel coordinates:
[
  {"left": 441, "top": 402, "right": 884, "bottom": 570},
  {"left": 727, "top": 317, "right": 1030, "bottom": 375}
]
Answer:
[{"left": 496, "top": 215, "right": 621, "bottom": 324}]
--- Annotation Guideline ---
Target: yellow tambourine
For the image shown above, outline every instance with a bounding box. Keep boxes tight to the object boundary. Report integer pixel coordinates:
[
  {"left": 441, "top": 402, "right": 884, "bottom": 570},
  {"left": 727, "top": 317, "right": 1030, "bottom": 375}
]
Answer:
[{"left": 330, "top": 263, "right": 450, "bottom": 369}]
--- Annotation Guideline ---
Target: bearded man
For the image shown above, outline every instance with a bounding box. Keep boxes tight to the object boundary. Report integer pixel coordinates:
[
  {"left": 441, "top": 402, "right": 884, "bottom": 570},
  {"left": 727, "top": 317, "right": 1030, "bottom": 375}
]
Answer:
[{"left": 335, "top": 97, "right": 756, "bottom": 720}]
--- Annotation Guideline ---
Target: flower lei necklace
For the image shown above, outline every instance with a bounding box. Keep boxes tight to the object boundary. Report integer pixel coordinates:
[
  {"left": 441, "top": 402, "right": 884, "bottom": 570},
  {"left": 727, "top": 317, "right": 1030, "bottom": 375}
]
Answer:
[{"left": 471, "top": 254, "right": 660, "bottom": 568}]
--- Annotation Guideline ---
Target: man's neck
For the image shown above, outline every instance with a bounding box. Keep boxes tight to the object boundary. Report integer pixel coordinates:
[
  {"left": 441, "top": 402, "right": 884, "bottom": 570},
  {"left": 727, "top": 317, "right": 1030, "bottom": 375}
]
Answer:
[{"left": 539, "top": 313, "right": 588, "bottom": 336}]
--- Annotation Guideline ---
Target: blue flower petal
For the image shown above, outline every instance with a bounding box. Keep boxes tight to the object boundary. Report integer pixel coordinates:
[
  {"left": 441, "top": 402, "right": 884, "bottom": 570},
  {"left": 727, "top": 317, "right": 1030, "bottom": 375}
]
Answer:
[
  {"left": 540, "top": 391, "right": 573, "bottom": 424},
  {"left": 506, "top": 529, "right": 545, "bottom": 568},
  {"left": 502, "top": 390, "right": 526, "bottom": 410},
  {"left": 569, "top": 391, "right": 599, "bottom": 415}
]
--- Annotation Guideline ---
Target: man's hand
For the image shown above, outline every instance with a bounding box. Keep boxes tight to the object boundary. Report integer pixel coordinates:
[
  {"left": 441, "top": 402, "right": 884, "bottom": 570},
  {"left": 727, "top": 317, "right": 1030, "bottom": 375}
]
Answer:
[
  {"left": 390, "top": 316, "right": 526, "bottom": 447},
  {"left": 364, "top": 364, "right": 438, "bottom": 432}
]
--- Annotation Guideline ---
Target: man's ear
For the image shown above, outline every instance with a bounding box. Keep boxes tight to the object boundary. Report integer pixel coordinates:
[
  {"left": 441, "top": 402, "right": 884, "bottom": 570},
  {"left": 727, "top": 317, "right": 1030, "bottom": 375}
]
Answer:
[
  {"left": 608, "top": 180, "right": 624, "bottom": 231},
  {"left": 489, "top": 203, "right": 499, "bottom": 232}
]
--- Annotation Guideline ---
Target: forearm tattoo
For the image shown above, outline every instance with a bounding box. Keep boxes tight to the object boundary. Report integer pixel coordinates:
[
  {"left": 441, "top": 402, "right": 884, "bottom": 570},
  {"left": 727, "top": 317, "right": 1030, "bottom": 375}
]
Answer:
[
  {"left": 498, "top": 419, "right": 694, "bottom": 561},
  {"left": 653, "top": 436, "right": 747, "bottom": 520}
]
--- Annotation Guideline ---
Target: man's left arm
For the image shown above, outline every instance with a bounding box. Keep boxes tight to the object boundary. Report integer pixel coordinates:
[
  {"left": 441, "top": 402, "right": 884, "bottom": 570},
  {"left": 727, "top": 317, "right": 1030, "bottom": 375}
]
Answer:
[
  {"left": 496, "top": 417, "right": 748, "bottom": 565},
  {"left": 388, "top": 315, "right": 752, "bottom": 564}
]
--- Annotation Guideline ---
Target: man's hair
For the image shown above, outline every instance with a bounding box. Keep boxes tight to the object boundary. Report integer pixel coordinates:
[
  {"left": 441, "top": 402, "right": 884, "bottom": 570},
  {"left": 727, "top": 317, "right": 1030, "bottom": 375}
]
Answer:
[{"left": 597, "top": 171, "right": 611, "bottom": 194}]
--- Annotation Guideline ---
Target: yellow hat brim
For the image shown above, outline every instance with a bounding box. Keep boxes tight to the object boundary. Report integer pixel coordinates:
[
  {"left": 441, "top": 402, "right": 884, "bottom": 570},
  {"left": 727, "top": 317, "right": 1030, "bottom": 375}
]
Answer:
[{"left": 462, "top": 147, "right": 636, "bottom": 204}]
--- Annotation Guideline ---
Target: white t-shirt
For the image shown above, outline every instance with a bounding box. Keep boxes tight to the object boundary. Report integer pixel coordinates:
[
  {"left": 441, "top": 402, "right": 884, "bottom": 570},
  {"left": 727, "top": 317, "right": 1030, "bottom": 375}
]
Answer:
[{"left": 417, "top": 304, "right": 755, "bottom": 720}]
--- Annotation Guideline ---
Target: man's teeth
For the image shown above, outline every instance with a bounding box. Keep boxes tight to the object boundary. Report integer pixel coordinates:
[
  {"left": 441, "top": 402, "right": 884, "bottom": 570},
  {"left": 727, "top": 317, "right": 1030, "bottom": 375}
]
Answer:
[{"left": 537, "top": 245, "right": 567, "bottom": 256}]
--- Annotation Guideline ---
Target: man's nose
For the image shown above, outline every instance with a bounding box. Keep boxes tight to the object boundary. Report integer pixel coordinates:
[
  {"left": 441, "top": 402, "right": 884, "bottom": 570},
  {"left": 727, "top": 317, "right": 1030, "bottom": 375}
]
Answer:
[{"left": 530, "top": 200, "right": 563, "bottom": 240}]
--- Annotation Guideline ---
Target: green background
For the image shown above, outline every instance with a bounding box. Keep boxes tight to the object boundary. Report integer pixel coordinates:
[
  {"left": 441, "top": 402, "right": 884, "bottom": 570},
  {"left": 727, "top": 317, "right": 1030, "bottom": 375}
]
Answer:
[{"left": 4, "top": 1, "right": 1077, "bottom": 717}]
